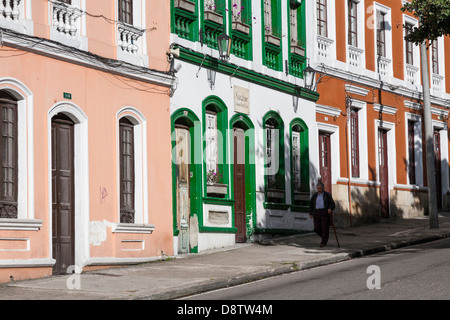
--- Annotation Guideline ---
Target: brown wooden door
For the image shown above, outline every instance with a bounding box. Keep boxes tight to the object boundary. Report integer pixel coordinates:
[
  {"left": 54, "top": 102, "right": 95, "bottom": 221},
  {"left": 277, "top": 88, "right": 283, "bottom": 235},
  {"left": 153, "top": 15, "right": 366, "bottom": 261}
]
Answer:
[
  {"left": 233, "top": 128, "right": 246, "bottom": 243},
  {"left": 52, "top": 115, "right": 75, "bottom": 275},
  {"left": 319, "top": 132, "right": 332, "bottom": 194},
  {"left": 434, "top": 130, "right": 442, "bottom": 209},
  {"left": 378, "top": 129, "right": 389, "bottom": 218},
  {"left": 175, "top": 126, "right": 190, "bottom": 253}
]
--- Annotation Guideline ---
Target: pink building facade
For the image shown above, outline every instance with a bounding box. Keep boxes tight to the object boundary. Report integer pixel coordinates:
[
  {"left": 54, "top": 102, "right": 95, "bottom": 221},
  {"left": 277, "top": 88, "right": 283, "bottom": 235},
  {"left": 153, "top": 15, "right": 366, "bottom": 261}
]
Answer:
[{"left": 0, "top": 0, "right": 174, "bottom": 282}]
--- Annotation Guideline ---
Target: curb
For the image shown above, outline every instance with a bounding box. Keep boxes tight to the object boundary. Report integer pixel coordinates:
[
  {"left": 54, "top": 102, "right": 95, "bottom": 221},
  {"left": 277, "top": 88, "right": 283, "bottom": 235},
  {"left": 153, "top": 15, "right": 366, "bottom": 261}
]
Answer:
[{"left": 138, "top": 231, "right": 450, "bottom": 300}]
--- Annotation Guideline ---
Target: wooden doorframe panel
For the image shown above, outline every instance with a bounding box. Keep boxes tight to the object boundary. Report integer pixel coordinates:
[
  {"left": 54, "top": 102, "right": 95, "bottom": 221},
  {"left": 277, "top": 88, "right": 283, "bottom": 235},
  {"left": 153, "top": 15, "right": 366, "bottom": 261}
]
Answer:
[{"left": 51, "top": 115, "right": 75, "bottom": 275}]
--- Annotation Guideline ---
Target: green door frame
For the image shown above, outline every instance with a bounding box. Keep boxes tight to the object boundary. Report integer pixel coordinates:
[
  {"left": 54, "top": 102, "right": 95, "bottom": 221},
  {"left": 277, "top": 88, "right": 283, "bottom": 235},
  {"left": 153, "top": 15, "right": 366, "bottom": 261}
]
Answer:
[
  {"left": 229, "top": 113, "right": 257, "bottom": 241},
  {"left": 171, "top": 108, "right": 202, "bottom": 253}
]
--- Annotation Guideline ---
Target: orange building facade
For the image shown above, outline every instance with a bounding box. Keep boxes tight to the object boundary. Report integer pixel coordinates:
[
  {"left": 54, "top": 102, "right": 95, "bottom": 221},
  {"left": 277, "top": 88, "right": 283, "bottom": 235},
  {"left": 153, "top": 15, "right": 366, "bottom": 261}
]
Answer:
[
  {"left": 308, "top": 0, "right": 450, "bottom": 226},
  {"left": 0, "top": 1, "right": 174, "bottom": 283}
]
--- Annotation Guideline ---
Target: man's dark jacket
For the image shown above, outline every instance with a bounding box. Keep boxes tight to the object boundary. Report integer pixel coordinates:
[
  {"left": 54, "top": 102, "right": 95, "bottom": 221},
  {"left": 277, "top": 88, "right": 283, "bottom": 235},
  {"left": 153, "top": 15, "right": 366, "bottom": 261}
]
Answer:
[{"left": 309, "top": 191, "right": 335, "bottom": 215}]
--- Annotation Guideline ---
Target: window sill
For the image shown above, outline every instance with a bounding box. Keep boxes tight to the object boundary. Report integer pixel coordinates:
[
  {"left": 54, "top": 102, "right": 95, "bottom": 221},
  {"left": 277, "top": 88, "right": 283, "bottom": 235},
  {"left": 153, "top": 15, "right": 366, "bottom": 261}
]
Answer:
[
  {"left": 263, "top": 202, "right": 290, "bottom": 210},
  {"left": 0, "top": 219, "right": 43, "bottom": 231},
  {"left": 113, "top": 223, "right": 155, "bottom": 234}
]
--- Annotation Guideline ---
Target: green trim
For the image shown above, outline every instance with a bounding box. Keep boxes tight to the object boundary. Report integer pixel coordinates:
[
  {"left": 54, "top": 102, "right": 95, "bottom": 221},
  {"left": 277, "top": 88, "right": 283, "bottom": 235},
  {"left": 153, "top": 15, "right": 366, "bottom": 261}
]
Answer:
[
  {"left": 176, "top": 46, "right": 319, "bottom": 102},
  {"left": 261, "top": 0, "right": 283, "bottom": 71},
  {"left": 202, "top": 95, "right": 230, "bottom": 200},
  {"left": 289, "top": 118, "right": 310, "bottom": 208},
  {"left": 199, "top": 226, "right": 238, "bottom": 233},
  {"left": 263, "top": 202, "right": 290, "bottom": 210},
  {"left": 286, "top": 0, "right": 307, "bottom": 77},
  {"left": 202, "top": 197, "right": 235, "bottom": 205},
  {"left": 200, "top": 0, "right": 226, "bottom": 49},
  {"left": 263, "top": 110, "right": 286, "bottom": 204},
  {"left": 229, "top": 113, "right": 257, "bottom": 241},
  {"left": 171, "top": 108, "right": 202, "bottom": 253},
  {"left": 228, "top": 0, "right": 253, "bottom": 60},
  {"left": 290, "top": 204, "right": 309, "bottom": 213},
  {"left": 171, "top": 0, "right": 199, "bottom": 42}
]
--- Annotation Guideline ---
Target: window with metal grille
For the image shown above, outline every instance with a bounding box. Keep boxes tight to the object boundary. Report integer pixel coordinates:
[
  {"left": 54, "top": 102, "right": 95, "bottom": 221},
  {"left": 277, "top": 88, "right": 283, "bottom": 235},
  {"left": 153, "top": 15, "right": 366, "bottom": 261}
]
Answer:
[
  {"left": 118, "top": 0, "right": 133, "bottom": 25},
  {"left": 119, "top": 117, "right": 135, "bottom": 223},
  {"left": 408, "top": 120, "right": 416, "bottom": 185},
  {"left": 376, "top": 10, "right": 386, "bottom": 57},
  {"left": 317, "top": 0, "right": 328, "bottom": 37},
  {"left": 348, "top": 0, "right": 358, "bottom": 47},
  {"left": 350, "top": 108, "right": 359, "bottom": 178},
  {"left": 0, "top": 91, "right": 18, "bottom": 219},
  {"left": 58, "top": 0, "right": 72, "bottom": 4}
]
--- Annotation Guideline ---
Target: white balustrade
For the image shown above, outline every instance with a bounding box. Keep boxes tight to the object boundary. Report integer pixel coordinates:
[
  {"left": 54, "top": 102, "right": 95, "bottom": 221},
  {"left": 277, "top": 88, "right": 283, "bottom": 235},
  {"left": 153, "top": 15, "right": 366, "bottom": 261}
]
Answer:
[
  {"left": 317, "top": 35, "right": 334, "bottom": 59},
  {"left": 405, "top": 64, "right": 419, "bottom": 85},
  {"left": 377, "top": 56, "right": 391, "bottom": 77},
  {"left": 118, "top": 23, "right": 144, "bottom": 55},
  {"left": 348, "top": 45, "right": 364, "bottom": 67},
  {"left": 0, "top": 0, "right": 21, "bottom": 21},
  {"left": 52, "top": 2, "right": 82, "bottom": 37},
  {"left": 432, "top": 74, "right": 444, "bottom": 93}
]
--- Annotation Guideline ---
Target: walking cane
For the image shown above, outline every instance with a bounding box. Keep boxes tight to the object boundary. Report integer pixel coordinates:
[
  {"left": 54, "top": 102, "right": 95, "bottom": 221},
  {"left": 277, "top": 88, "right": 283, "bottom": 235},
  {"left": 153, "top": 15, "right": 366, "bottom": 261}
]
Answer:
[{"left": 330, "top": 211, "right": 340, "bottom": 247}]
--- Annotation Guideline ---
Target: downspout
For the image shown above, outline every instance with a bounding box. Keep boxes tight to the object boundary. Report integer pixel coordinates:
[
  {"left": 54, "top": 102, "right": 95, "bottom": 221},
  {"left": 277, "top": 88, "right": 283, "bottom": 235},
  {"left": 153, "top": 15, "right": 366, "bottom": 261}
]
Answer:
[{"left": 345, "top": 96, "right": 353, "bottom": 227}]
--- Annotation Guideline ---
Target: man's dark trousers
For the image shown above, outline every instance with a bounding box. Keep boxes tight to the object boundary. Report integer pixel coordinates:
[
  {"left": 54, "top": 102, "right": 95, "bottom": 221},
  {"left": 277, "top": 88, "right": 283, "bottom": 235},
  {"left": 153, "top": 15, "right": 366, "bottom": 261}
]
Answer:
[{"left": 313, "top": 209, "right": 330, "bottom": 245}]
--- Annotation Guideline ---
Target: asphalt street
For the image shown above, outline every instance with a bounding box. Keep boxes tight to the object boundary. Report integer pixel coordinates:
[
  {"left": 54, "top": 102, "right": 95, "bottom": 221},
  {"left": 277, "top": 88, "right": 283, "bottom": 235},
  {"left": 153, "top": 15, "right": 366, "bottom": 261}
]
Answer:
[{"left": 184, "top": 238, "right": 450, "bottom": 300}]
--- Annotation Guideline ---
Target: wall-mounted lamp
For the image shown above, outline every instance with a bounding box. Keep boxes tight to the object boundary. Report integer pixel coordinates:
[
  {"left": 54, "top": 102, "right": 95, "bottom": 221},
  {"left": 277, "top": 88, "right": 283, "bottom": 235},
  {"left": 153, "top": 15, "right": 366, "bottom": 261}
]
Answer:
[
  {"left": 217, "top": 33, "right": 232, "bottom": 61},
  {"left": 303, "top": 64, "right": 316, "bottom": 91}
]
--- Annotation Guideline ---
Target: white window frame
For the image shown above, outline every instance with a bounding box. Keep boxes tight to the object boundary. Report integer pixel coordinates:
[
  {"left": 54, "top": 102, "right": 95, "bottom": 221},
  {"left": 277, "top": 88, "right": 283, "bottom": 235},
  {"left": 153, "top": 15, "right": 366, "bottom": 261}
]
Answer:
[
  {"left": 432, "top": 120, "right": 449, "bottom": 199},
  {"left": 373, "top": 2, "right": 393, "bottom": 77},
  {"left": 315, "top": 0, "right": 336, "bottom": 61},
  {"left": 0, "top": 78, "right": 34, "bottom": 224},
  {"left": 405, "top": 113, "right": 423, "bottom": 186},
  {"left": 115, "top": 107, "right": 149, "bottom": 227},
  {"left": 345, "top": 0, "right": 366, "bottom": 69},
  {"left": 430, "top": 36, "right": 446, "bottom": 95},
  {"left": 116, "top": 0, "right": 148, "bottom": 67},
  {"left": 347, "top": 100, "right": 368, "bottom": 182},
  {"left": 403, "top": 14, "right": 420, "bottom": 87}
]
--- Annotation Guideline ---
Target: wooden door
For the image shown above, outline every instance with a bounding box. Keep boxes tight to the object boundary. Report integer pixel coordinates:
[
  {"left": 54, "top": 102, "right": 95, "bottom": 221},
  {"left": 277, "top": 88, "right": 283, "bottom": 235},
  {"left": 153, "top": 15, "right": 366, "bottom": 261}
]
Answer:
[
  {"left": 434, "top": 130, "right": 442, "bottom": 209},
  {"left": 233, "top": 128, "right": 246, "bottom": 243},
  {"left": 378, "top": 129, "right": 389, "bottom": 218},
  {"left": 52, "top": 115, "right": 75, "bottom": 275},
  {"left": 319, "top": 132, "right": 332, "bottom": 194},
  {"left": 175, "top": 126, "right": 190, "bottom": 253}
]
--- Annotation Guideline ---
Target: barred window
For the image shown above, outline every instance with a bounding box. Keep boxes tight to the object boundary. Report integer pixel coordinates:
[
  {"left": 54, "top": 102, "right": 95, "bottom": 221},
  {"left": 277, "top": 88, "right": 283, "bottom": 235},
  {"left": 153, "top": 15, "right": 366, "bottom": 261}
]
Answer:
[
  {"left": 119, "top": 117, "right": 135, "bottom": 223},
  {"left": 0, "top": 91, "right": 18, "bottom": 219}
]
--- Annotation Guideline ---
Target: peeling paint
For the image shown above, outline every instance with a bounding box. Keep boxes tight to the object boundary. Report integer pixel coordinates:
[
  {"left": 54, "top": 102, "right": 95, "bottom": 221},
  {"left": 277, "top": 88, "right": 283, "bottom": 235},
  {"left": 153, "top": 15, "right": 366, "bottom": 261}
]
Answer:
[{"left": 89, "top": 220, "right": 116, "bottom": 246}]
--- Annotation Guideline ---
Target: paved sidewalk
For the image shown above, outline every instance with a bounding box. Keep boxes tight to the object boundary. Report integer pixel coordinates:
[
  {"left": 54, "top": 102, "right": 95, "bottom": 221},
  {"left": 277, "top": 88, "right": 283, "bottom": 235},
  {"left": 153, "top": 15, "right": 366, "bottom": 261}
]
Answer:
[{"left": 1, "top": 212, "right": 450, "bottom": 300}]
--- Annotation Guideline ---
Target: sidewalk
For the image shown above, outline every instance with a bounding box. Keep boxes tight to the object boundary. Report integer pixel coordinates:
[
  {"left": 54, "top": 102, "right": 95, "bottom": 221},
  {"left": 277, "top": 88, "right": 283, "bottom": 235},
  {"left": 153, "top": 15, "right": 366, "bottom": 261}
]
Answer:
[{"left": 1, "top": 212, "right": 450, "bottom": 300}]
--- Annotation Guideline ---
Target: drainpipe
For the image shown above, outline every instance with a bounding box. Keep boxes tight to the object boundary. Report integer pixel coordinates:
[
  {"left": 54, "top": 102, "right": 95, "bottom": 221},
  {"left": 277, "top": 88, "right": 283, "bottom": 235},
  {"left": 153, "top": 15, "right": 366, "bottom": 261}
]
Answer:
[{"left": 345, "top": 96, "right": 353, "bottom": 227}]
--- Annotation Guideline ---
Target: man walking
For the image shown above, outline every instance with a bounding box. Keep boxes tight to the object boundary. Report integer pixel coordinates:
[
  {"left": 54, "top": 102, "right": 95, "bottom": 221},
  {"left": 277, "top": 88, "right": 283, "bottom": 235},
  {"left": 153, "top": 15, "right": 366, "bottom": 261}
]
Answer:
[{"left": 309, "top": 182, "right": 335, "bottom": 247}]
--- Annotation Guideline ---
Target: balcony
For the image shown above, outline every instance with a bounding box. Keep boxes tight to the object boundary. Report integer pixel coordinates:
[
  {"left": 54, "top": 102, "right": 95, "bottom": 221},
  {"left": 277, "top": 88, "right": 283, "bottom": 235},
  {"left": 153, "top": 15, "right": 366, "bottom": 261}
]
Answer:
[
  {"left": 118, "top": 23, "right": 144, "bottom": 55},
  {"left": 317, "top": 35, "right": 334, "bottom": 59},
  {"left": 52, "top": 2, "right": 82, "bottom": 37},
  {"left": 405, "top": 64, "right": 419, "bottom": 86},
  {"left": 377, "top": 56, "right": 391, "bottom": 77},
  {"left": 348, "top": 45, "right": 364, "bottom": 68},
  {"left": 432, "top": 74, "right": 444, "bottom": 93},
  {"left": 0, "top": 0, "right": 32, "bottom": 34}
]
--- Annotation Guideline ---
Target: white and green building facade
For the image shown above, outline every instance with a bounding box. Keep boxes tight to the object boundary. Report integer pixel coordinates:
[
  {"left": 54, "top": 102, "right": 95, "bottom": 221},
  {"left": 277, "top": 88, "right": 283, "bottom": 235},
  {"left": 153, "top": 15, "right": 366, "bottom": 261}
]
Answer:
[{"left": 170, "top": 0, "right": 320, "bottom": 254}]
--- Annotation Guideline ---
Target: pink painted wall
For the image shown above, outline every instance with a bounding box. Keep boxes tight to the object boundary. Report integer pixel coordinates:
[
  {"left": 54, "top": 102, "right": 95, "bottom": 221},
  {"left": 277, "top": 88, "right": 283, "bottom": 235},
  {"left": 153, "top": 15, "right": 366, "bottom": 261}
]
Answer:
[{"left": 0, "top": 0, "right": 173, "bottom": 282}]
